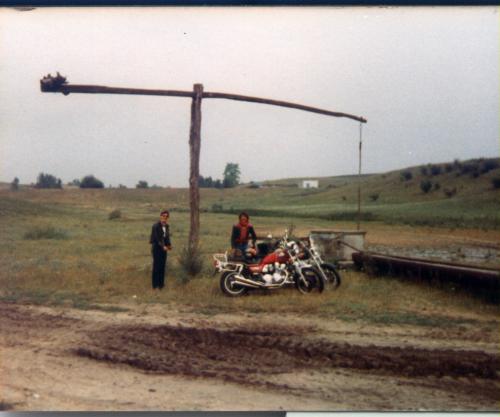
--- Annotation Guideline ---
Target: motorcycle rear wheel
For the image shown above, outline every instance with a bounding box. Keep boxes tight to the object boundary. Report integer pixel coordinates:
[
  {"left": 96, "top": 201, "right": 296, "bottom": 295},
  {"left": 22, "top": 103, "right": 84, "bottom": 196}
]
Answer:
[
  {"left": 220, "top": 271, "right": 248, "bottom": 297},
  {"left": 321, "top": 263, "right": 341, "bottom": 289},
  {"left": 295, "top": 268, "right": 324, "bottom": 294}
]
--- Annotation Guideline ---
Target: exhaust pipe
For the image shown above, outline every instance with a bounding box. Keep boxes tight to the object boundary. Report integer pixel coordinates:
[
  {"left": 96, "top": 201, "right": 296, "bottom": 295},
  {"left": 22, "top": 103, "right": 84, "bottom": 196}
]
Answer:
[
  {"left": 233, "top": 275, "right": 284, "bottom": 289},
  {"left": 233, "top": 275, "right": 264, "bottom": 288}
]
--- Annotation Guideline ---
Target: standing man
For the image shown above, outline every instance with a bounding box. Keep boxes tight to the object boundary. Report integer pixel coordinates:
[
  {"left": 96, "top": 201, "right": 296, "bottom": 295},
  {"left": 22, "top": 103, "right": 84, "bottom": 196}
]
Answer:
[{"left": 150, "top": 210, "right": 172, "bottom": 290}]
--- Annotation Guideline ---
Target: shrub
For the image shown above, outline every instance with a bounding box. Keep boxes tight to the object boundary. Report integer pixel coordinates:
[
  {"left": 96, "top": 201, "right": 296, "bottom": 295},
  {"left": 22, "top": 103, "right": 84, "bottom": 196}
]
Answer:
[
  {"left": 80, "top": 175, "right": 104, "bottom": 189},
  {"left": 400, "top": 171, "right": 412, "bottom": 181},
  {"left": 430, "top": 165, "right": 442, "bottom": 176},
  {"left": 10, "top": 177, "right": 19, "bottom": 191},
  {"left": 444, "top": 164, "right": 453, "bottom": 173},
  {"left": 433, "top": 182, "right": 440, "bottom": 191},
  {"left": 444, "top": 188, "right": 456, "bottom": 198},
  {"left": 211, "top": 203, "right": 223, "bottom": 213},
  {"left": 108, "top": 209, "right": 122, "bottom": 220},
  {"left": 177, "top": 246, "right": 205, "bottom": 283},
  {"left": 24, "top": 226, "right": 68, "bottom": 240},
  {"left": 479, "top": 159, "right": 500, "bottom": 175},
  {"left": 492, "top": 177, "right": 500, "bottom": 189},
  {"left": 136, "top": 180, "right": 149, "bottom": 189},
  {"left": 420, "top": 179, "right": 432, "bottom": 194},
  {"left": 35, "top": 172, "right": 62, "bottom": 189},
  {"left": 420, "top": 166, "right": 428, "bottom": 176},
  {"left": 369, "top": 193, "right": 380, "bottom": 201},
  {"left": 460, "top": 162, "right": 479, "bottom": 176}
]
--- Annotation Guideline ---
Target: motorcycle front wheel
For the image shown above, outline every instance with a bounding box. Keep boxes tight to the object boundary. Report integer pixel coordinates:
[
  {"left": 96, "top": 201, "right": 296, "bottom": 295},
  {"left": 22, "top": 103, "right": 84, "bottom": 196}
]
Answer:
[
  {"left": 295, "top": 268, "right": 325, "bottom": 294},
  {"left": 321, "top": 263, "right": 341, "bottom": 289},
  {"left": 220, "top": 271, "right": 248, "bottom": 297}
]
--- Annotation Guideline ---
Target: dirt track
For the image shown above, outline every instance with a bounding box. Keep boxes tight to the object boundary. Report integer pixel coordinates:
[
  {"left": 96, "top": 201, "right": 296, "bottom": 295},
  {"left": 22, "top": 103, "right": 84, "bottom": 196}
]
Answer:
[{"left": 1, "top": 301, "right": 499, "bottom": 411}]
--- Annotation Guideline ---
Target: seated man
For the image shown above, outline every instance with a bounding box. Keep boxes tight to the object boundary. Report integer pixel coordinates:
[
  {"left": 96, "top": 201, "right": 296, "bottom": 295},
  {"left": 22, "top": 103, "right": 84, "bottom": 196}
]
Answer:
[{"left": 231, "top": 212, "right": 257, "bottom": 260}]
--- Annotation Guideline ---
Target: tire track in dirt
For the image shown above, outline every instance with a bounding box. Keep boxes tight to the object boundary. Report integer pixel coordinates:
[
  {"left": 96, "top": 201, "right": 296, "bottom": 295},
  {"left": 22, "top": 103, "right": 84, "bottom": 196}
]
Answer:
[{"left": 74, "top": 322, "right": 500, "bottom": 399}]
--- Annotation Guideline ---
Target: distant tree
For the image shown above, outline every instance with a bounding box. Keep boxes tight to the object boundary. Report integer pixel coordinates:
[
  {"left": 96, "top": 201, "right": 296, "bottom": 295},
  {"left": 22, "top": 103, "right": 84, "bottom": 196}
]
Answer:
[
  {"left": 68, "top": 179, "right": 80, "bottom": 187},
  {"left": 80, "top": 175, "right": 104, "bottom": 189},
  {"left": 444, "top": 164, "right": 453, "bottom": 173},
  {"left": 214, "top": 179, "right": 223, "bottom": 189},
  {"left": 10, "top": 177, "right": 20, "bottom": 191},
  {"left": 479, "top": 159, "right": 500, "bottom": 175},
  {"left": 35, "top": 172, "right": 62, "bottom": 189},
  {"left": 400, "top": 171, "right": 412, "bottom": 181},
  {"left": 222, "top": 163, "right": 241, "bottom": 188},
  {"left": 136, "top": 180, "right": 149, "bottom": 189},
  {"left": 430, "top": 165, "right": 442, "bottom": 176},
  {"left": 420, "top": 166, "right": 428, "bottom": 176},
  {"left": 420, "top": 179, "right": 432, "bottom": 194},
  {"left": 118, "top": 184, "right": 127, "bottom": 189},
  {"left": 199, "top": 175, "right": 215, "bottom": 188}
]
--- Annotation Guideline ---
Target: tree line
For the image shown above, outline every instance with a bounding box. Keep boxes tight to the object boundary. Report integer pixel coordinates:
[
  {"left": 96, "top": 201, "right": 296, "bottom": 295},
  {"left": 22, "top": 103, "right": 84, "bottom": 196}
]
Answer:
[{"left": 10, "top": 163, "right": 242, "bottom": 190}]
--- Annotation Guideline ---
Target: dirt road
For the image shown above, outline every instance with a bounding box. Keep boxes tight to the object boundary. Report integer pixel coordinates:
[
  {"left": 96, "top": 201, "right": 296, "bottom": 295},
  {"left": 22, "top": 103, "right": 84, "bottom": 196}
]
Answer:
[{"left": 1, "top": 301, "right": 499, "bottom": 411}]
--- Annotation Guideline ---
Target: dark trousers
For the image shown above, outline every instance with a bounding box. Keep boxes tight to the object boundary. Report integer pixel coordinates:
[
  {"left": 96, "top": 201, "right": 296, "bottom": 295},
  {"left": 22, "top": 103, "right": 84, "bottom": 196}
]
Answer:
[{"left": 152, "top": 247, "right": 167, "bottom": 289}]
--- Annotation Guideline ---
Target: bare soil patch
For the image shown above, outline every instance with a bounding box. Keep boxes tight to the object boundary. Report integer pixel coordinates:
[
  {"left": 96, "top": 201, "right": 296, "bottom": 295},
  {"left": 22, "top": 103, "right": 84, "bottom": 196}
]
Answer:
[{"left": 1, "top": 301, "right": 499, "bottom": 411}]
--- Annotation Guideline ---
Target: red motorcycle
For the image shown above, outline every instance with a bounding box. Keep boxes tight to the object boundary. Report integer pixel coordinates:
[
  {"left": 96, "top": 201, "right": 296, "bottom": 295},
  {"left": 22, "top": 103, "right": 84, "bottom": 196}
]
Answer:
[{"left": 213, "top": 232, "right": 324, "bottom": 297}]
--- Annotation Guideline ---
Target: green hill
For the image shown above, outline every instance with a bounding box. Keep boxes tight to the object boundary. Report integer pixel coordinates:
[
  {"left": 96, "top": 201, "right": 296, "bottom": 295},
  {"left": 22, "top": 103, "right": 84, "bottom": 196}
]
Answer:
[
  {"left": 207, "top": 157, "right": 500, "bottom": 228},
  {"left": 2, "top": 157, "right": 499, "bottom": 229}
]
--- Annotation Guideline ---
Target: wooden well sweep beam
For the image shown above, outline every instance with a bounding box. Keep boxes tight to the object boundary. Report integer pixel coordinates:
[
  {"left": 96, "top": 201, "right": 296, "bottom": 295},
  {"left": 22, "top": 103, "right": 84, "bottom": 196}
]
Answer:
[
  {"left": 41, "top": 74, "right": 367, "bottom": 252},
  {"left": 42, "top": 82, "right": 367, "bottom": 123}
]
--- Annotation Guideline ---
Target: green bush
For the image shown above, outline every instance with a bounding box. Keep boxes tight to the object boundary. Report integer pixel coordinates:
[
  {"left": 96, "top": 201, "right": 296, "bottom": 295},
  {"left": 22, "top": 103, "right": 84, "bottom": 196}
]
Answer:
[
  {"left": 24, "top": 226, "right": 68, "bottom": 240},
  {"left": 10, "top": 177, "right": 19, "bottom": 191},
  {"left": 480, "top": 159, "right": 499, "bottom": 174},
  {"left": 211, "top": 203, "right": 223, "bottom": 213},
  {"left": 108, "top": 209, "right": 122, "bottom": 220},
  {"left": 80, "top": 175, "right": 104, "bottom": 189},
  {"left": 420, "top": 179, "right": 432, "bottom": 194},
  {"left": 430, "top": 165, "right": 442, "bottom": 176},
  {"left": 400, "top": 171, "right": 412, "bottom": 181},
  {"left": 35, "top": 173, "right": 62, "bottom": 189},
  {"left": 443, "top": 187, "right": 457, "bottom": 198},
  {"left": 177, "top": 246, "right": 205, "bottom": 282}
]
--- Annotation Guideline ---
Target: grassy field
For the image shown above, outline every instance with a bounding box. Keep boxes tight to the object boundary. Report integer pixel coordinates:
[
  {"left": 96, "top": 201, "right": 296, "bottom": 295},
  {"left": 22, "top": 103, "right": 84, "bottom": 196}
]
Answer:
[{"left": 1, "top": 175, "right": 499, "bottom": 329}]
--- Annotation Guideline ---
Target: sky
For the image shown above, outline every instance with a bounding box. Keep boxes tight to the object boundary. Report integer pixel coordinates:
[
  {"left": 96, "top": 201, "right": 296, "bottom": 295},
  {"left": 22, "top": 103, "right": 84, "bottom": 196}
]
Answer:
[{"left": 0, "top": 6, "right": 498, "bottom": 187}]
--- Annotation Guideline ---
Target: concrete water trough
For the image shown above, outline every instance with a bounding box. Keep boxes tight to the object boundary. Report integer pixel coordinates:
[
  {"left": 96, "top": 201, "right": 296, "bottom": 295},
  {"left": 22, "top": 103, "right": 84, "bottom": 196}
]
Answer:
[{"left": 352, "top": 251, "right": 500, "bottom": 301}]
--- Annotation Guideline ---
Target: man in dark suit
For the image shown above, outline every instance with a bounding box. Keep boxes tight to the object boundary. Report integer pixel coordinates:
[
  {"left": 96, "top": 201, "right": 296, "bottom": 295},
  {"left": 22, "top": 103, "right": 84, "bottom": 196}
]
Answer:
[{"left": 150, "top": 210, "right": 172, "bottom": 290}]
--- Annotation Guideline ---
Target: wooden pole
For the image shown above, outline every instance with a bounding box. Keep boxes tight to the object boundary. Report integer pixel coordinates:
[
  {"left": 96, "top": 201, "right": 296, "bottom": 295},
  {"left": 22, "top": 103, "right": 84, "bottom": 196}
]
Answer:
[
  {"left": 357, "top": 123, "right": 363, "bottom": 231},
  {"left": 188, "top": 83, "right": 203, "bottom": 253}
]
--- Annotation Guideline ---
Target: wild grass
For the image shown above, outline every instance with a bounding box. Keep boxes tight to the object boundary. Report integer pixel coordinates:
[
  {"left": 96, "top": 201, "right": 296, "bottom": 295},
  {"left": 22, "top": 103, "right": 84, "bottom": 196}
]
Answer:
[
  {"left": 1, "top": 180, "right": 499, "bottom": 329},
  {"left": 23, "top": 226, "right": 69, "bottom": 240}
]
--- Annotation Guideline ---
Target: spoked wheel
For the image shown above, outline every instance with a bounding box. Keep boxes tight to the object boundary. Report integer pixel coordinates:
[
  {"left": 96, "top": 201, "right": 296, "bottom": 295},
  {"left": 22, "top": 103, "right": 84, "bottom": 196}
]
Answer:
[
  {"left": 295, "top": 268, "right": 325, "bottom": 294},
  {"left": 321, "top": 263, "right": 341, "bottom": 289},
  {"left": 220, "top": 271, "right": 248, "bottom": 297}
]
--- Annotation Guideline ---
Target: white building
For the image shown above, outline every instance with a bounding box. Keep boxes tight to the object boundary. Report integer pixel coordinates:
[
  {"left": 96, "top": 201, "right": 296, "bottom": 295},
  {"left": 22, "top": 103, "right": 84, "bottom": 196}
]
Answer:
[{"left": 301, "top": 180, "right": 319, "bottom": 189}]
